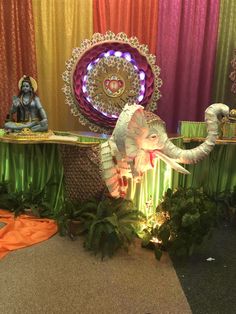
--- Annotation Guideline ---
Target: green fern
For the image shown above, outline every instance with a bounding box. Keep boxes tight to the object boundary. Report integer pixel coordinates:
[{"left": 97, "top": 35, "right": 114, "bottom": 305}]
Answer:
[
  {"left": 83, "top": 198, "right": 143, "bottom": 258},
  {"left": 0, "top": 180, "right": 54, "bottom": 217},
  {"left": 55, "top": 196, "right": 144, "bottom": 258}
]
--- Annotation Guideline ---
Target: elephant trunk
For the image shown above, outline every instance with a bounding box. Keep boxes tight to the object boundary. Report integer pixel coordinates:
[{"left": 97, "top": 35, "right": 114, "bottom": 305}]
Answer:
[{"left": 161, "top": 103, "right": 229, "bottom": 164}]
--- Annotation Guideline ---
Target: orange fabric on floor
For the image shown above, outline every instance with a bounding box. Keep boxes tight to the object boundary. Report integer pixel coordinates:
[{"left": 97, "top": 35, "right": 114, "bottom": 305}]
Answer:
[{"left": 0, "top": 209, "right": 57, "bottom": 259}]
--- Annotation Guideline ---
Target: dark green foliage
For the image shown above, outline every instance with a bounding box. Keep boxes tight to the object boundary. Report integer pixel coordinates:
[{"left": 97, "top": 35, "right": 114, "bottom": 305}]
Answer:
[
  {"left": 211, "top": 186, "right": 236, "bottom": 226},
  {"left": 0, "top": 181, "right": 53, "bottom": 217},
  {"left": 158, "top": 188, "right": 220, "bottom": 257},
  {"left": 154, "top": 246, "right": 163, "bottom": 261},
  {"left": 141, "top": 187, "right": 220, "bottom": 260},
  {"left": 55, "top": 198, "right": 98, "bottom": 238},
  {"left": 83, "top": 198, "right": 144, "bottom": 259},
  {"left": 56, "top": 196, "right": 144, "bottom": 258}
]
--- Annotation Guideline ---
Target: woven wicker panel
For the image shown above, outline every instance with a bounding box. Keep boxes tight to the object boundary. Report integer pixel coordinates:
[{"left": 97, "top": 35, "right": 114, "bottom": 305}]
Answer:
[{"left": 59, "top": 144, "right": 106, "bottom": 202}]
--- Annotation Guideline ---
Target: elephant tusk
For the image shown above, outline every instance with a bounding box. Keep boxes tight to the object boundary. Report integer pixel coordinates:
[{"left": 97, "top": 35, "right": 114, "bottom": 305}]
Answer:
[{"left": 153, "top": 150, "right": 190, "bottom": 175}]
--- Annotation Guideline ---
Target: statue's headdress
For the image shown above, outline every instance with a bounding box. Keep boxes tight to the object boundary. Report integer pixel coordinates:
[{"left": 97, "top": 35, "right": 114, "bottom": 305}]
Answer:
[{"left": 18, "top": 75, "right": 37, "bottom": 92}]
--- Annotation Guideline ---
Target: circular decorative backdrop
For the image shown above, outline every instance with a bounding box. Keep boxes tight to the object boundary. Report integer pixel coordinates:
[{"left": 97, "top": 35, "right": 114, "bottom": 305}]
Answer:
[{"left": 62, "top": 31, "right": 162, "bottom": 133}]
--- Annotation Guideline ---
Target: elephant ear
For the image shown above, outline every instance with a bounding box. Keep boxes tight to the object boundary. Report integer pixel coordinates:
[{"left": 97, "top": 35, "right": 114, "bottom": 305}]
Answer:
[{"left": 112, "top": 103, "right": 149, "bottom": 159}]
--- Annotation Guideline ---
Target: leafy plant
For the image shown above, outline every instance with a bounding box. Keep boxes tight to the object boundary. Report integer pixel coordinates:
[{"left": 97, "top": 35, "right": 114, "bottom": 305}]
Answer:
[
  {"left": 211, "top": 186, "right": 236, "bottom": 226},
  {"left": 55, "top": 198, "right": 98, "bottom": 238},
  {"left": 83, "top": 197, "right": 144, "bottom": 259},
  {"left": 141, "top": 188, "right": 220, "bottom": 260},
  {"left": 56, "top": 196, "right": 143, "bottom": 258},
  {"left": 0, "top": 181, "right": 53, "bottom": 217}
]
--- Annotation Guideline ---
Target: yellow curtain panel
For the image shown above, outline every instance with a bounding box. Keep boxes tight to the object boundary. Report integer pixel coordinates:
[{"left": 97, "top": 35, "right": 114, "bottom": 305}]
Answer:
[{"left": 32, "top": 0, "right": 93, "bottom": 131}]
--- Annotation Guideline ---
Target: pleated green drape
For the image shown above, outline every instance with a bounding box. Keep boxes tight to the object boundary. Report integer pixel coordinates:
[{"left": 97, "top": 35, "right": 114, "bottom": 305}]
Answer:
[
  {"left": 179, "top": 142, "right": 236, "bottom": 195},
  {"left": 0, "top": 143, "right": 64, "bottom": 213},
  {"left": 0, "top": 138, "right": 184, "bottom": 214},
  {"left": 127, "top": 138, "right": 183, "bottom": 214},
  {"left": 212, "top": 0, "right": 236, "bottom": 107}
]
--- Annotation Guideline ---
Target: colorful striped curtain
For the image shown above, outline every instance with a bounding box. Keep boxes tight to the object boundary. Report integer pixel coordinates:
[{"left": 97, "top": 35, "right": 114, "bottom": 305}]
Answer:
[{"left": 0, "top": 0, "right": 235, "bottom": 132}]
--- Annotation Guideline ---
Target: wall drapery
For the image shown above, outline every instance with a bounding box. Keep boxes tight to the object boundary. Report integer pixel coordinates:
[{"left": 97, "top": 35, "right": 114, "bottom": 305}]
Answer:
[
  {"left": 32, "top": 0, "right": 93, "bottom": 131},
  {"left": 212, "top": 0, "right": 236, "bottom": 107},
  {"left": 0, "top": 0, "right": 235, "bottom": 132},
  {"left": 0, "top": 0, "right": 37, "bottom": 127},
  {"left": 156, "top": 0, "right": 220, "bottom": 132},
  {"left": 93, "top": 0, "right": 159, "bottom": 55}
]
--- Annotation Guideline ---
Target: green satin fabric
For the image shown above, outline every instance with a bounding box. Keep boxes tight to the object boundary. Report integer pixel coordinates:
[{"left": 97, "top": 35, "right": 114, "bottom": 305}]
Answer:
[
  {"left": 0, "top": 136, "right": 235, "bottom": 216},
  {"left": 0, "top": 143, "right": 64, "bottom": 213},
  {"left": 0, "top": 137, "right": 182, "bottom": 215},
  {"left": 221, "top": 123, "right": 236, "bottom": 138},
  {"left": 180, "top": 121, "right": 235, "bottom": 139},
  {"left": 178, "top": 142, "right": 236, "bottom": 195},
  {"left": 180, "top": 121, "right": 207, "bottom": 138},
  {"left": 77, "top": 135, "right": 107, "bottom": 143},
  {"left": 212, "top": 0, "right": 236, "bottom": 107},
  {"left": 127, "top": 138, "right": 183, "bottom": 214}
]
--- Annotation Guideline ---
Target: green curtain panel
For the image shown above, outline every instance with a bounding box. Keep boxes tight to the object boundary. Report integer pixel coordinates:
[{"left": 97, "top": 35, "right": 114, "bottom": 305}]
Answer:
[
  {"left": 0, "top": 143, "right": 64, "bottom": 213},
  {"left": 127, "top": 138, "right": 184, "bottom": 214},
  {"left": 179, "top": 142, "right": 236, "bottom": 195},
  {"left": 212, "top": 0, "right": 236, "bottom": 107},
  {"left": 179, "top": 121, "right": 207, "bottom": 138}
]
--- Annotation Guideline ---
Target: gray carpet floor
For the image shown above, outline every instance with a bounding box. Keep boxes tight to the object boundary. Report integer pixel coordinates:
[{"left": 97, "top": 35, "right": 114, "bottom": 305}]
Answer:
[{"left": 0, "top": 233, "right": 191, "bottom": 314}]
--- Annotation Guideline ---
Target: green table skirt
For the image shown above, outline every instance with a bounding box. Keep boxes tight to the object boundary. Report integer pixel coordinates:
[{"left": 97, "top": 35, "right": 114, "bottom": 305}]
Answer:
[
  {"left": 0, "top": 142, "right": 64, "bottom": 213},
  {"left": 0, "top": 138, "right": 235, "bottom": 214},
  {"left": 178, "top": 142, "right": 236, "bottom": 195}
]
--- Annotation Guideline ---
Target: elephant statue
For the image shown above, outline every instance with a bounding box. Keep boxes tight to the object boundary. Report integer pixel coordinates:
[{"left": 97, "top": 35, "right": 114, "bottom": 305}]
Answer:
[{"left": 59, "top": 103, "right": 229, "bottom": 202}]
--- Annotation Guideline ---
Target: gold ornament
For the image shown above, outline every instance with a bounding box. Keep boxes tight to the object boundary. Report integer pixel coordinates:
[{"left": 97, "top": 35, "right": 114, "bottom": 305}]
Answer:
[{"left": 4, "top": 129, "right": 53, "bottom": 141}]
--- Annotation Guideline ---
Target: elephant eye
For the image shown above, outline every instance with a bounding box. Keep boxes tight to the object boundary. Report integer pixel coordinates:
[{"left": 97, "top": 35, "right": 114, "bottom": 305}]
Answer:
[{"left": 150, "top": 134, "right": 157, "bottom": 139}]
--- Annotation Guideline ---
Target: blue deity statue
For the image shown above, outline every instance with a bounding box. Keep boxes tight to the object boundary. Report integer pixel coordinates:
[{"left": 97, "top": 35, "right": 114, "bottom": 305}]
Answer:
[{"left": 4, "top": 76, "right": 48, "bottom": 132}]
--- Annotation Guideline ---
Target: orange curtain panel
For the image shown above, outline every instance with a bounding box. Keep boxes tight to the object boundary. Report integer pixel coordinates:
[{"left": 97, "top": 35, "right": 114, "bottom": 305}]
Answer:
[
  {"left": 0, "top": 0, "right": 37, "bottom": 127},
  {"left": 93, "top": 0, "right": 159, "bottom": 55}
]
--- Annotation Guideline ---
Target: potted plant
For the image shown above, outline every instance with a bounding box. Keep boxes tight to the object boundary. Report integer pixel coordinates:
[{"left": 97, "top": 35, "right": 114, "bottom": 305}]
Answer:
[{"left": 83, "top": 197, "right": 144, "bottom": 258}]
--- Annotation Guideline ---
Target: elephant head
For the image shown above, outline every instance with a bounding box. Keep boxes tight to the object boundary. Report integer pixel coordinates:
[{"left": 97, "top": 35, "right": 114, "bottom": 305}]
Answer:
[{"left": 101, "top": 103, "right": 229, "bottom": 198}]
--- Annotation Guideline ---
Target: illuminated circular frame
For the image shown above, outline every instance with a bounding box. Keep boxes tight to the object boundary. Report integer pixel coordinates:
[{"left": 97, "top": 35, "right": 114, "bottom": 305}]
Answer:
[{"left": 62, "top": 31, "right": 162, "bottom": 134}]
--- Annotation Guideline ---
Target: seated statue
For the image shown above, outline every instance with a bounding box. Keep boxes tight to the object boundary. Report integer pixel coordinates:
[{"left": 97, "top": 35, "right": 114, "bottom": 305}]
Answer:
[{"left": 4, "top": 75, "right": 48, "bottom": 132}]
